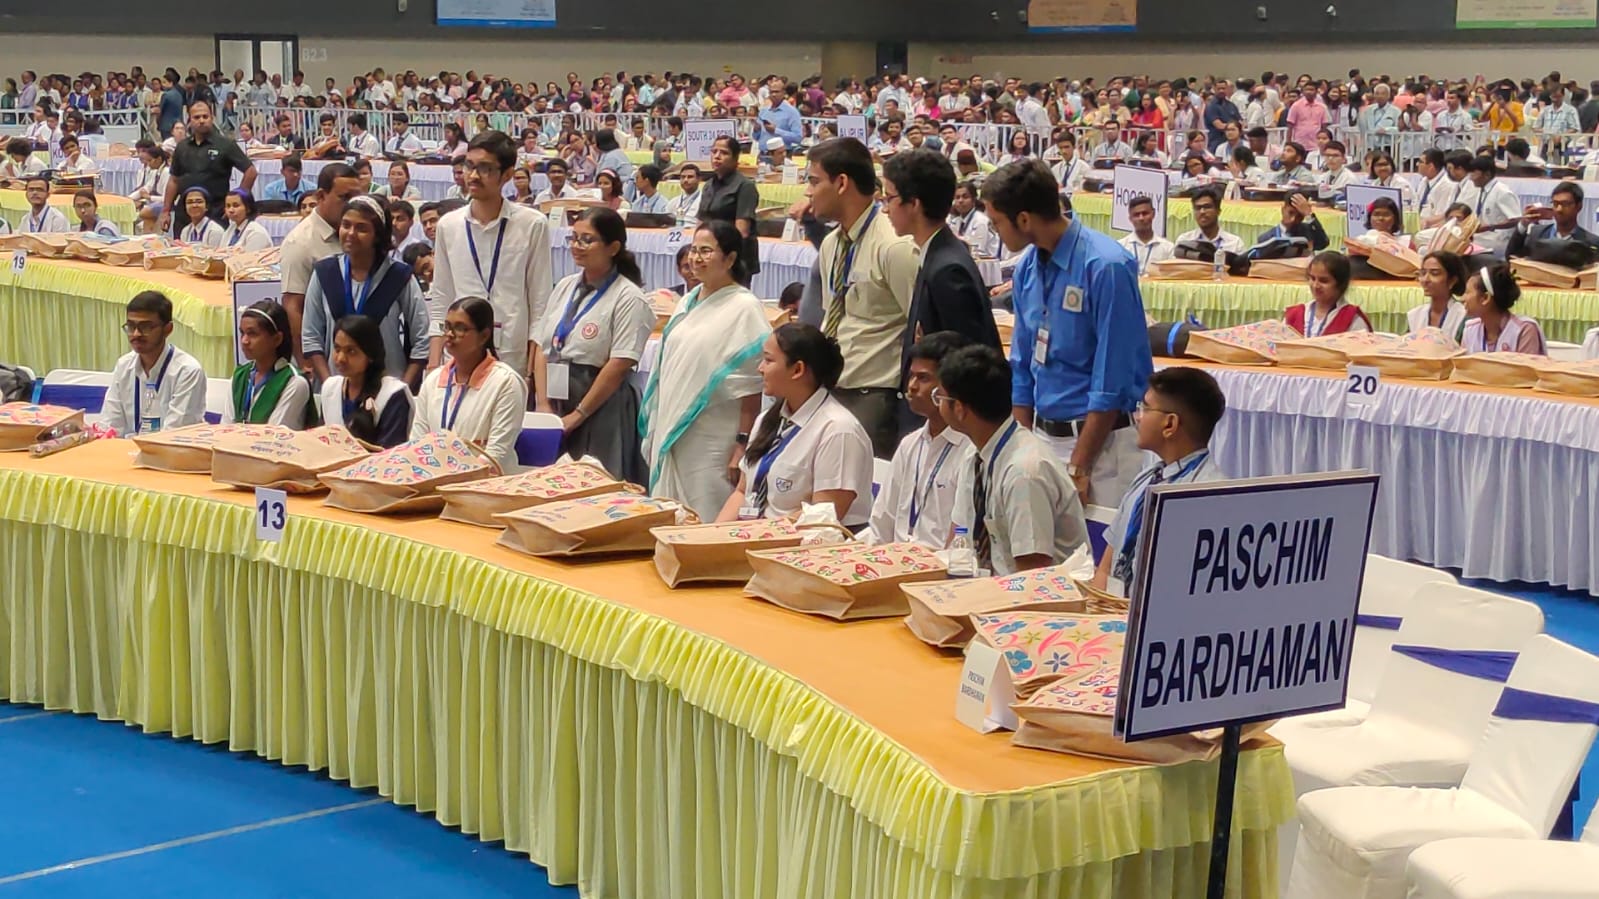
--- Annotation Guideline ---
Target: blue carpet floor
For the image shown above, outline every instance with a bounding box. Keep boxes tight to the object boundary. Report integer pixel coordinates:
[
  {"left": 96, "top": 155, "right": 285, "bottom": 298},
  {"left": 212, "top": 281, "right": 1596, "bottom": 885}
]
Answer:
[{"left": 1, "top": 579, "right": 1594, "bottom": 896}]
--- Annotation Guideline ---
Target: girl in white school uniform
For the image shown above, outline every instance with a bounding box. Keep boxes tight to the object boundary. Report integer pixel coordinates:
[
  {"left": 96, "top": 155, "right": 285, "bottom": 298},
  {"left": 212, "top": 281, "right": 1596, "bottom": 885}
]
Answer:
[
  {"left": 715, "top": 322, "right": 875, "bottom": 528},
  {"left": 532, "top": 207, "right": 656, "bottom": 483},
  {"left": 412, "top": 296, "right": 529, "bottom": 473},
  {"left": 1406, "top": 250, "right": 1470, "bottom": 343},
  {"left": 178, "top": 186, "right": 222, "bottom": 246},
  {"left": 1461, "top": 264, "right": 1547, "bottom": 356},
  {"left": 320, "top": 315, "right": 414, "bottom": 447},
  {"left": 218, "top": 189, "right": 274, "bottom": 251}
]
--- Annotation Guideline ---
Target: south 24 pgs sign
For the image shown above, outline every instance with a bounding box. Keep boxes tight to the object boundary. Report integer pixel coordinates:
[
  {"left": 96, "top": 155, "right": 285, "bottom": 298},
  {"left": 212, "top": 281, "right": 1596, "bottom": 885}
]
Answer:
[{"left": 1115, "top": 472, "right": 1379, "bottom": 741}]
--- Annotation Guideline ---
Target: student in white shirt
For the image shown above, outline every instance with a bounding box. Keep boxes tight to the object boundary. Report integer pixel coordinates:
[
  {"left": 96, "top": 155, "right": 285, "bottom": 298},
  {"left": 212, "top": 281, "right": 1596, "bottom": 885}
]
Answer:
[
  {"left": 667, "top": 162, "right": 703, "bottom": 226},
  {"left": 1465, "top": 154, "right": 1524, "bottom": 256},
  {"left": 217, "top": 189, "right": 273, "bottom": 250},
  {"left": 55, "top": 133, "right": 98, "bottom": 177},
  {"left": 383, "top": 113, "right": 425, "bottom": 156},
  {"left": 411, "top": 296, "right": 530, "bottom": 473},
  {"left": 532, "top": 158, "right": 582, "bottom": 204},
  {"left": 531, "top": 207, "right": 656, "bottom": 482},
  {"left": 1093, "top": 366, "right": 1230, "bottom": 596},
  {"left": 178, "top": 186, "right": 222, "bottom": 246},
  {"left": 427, "top": 130, "right": 554, "bottom": 379},
  {"left": 72, "top": 190, "right": 120, "bottom": 238},
  {"left": 226, "top": 300, "right": 309, "bottom": 427},
  {"left": 1050, "top": 133, "right": 1088, "bottom": 196},
  {"left": 1175, "top": 188, "right": 1245, "bottom": 255},
  {"left": 947, "top": 180, "right": 997, "bottom": 258},
  {"left": 1316, "top": 140, "right": 1357, "bottom": 193},
  {"left": 631, "top": 164, "right": 672, "bottom": 215},
  {"left": 941, "top": 344, "right": 1087, "bottom": 576},
  {"left": 345, "top": 113, "right": 381, "bottom": 158},
  {"left": 374, "top": 160, "right": 423, "bottom": 201},
  {"left": 1117, "top": 195, "right": 1175, "bottom": 275},
  {"left": 1365, "top": 151, "right": 1415, "bottom": 210},
  {"left": 716, "top": 322, "right": 875, "bottom": 527},
  {"left": 1407, "top": 250, "right": 1470, "bottom": 342},
  {"left": 865, "top": 331, "right": 969, "bottom": 547},
  {"left": 1, "top": 137, "right": 44, "bottom": 180},
  {"left": 1090, "top": 122, "right": 1133, "bottom": 162},
  {"left": 18, "top": 176, "right": 69, "bottom": 233},
  {"left": 320, "top": 314, "right": 414, "bottom": 448},
  {"left": 1414, "top": 149, "right": 1454, "bottom": 226},
  {"left": 131, "top": 142, "right": 170, "bottom": 213},
  {"left": 100, "top": 290, "right": 208, "bottom": 436}
]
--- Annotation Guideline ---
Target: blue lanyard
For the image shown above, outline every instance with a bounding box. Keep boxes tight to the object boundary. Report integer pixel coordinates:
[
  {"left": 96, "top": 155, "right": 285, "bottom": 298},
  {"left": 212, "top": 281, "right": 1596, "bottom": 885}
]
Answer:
[
  {"left": 186, "top": 219, "right": 210, "bottom": 243},
  {"left": 465, "top": 215, "right": 509, "bottom": 297},
  {"left": 830, "top": 205, "right": 878, "bottom": 294},
  {"left": 242, "top": 367, "right": 270, "bottom": 417},
  {"left": 228, "top": 223, "right": 246, "bottom": 247},
  {"left": 907, "top": 438, "right": 954, "bottom": 532},
  {"left": 342, "top": 256, "right": 376, "bottom": 315},
  {"left": 440, "top": 366, "right": 474, "bottom": 431},
  {"left": 753, "top": 420, "right": 804, "bottom": 503},
  {"left": 1121, "top": 452, "right": 1209, "bottom": 561},
  {"left": 985, "top": 421, "right": 1019, "bottom": 484},
  {"left": 551, "top": 271, "right": 620, "bottom": 353},
  {"left": 130, "top": 347, "right": 175, "bottom": 434}
]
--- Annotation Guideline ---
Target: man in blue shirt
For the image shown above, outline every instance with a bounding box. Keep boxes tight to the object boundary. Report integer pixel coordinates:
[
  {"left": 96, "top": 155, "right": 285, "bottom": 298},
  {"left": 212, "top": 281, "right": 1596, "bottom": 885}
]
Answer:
[
  {"left": 758, "top": 87, "right": 804, "bottom": 152},
  {"left": 262, "top": 155, "right": 310, "bottom": 206},
  {"left": 1203, "top": 80, "right": 1242, "bottom": 151},
  {"left": 158, "top": 76, "right": 185, "bottom": 139},
  {"left": 982, "top": 159, "right": 1153, "bottom": 507}
]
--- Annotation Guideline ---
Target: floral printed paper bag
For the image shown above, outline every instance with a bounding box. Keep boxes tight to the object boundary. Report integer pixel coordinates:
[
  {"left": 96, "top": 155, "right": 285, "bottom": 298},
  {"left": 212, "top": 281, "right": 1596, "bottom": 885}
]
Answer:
[{"left": 743, "top": 542, "right": 947, "bottom": 621}]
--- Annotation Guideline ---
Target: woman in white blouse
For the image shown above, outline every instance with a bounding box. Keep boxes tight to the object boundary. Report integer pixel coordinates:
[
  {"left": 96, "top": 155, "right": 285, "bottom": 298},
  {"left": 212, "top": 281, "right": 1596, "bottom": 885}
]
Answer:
[
  {"left": 375, "top": 160, "right": 423, "bottom": 201},
  {"left": 411, "top": 296, "right": 529, "bottom": 473},
  {"left": 1407, "top": 250, "right": 1470, "bottom": 341},
  {"left": 218, "top": 189, "right": 274, "bottom": 250},
  {"left": 716, "top": 322, "right": 875, "bottom": 527},
  {"left": 131, "top": 142, "right": 169, "bottom": 212}
]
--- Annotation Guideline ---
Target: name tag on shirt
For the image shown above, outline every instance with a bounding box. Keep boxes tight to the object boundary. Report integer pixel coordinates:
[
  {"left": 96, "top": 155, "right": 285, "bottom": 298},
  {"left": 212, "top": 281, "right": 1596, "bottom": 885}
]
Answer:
[
  {"left": 737, "top": 504, "right": 761, "bottom": 521},
  {"left": 1062, "top": 285, "right": 1084, "bottom": 313},
  {"left": 545, "top": 361, "right": 570, "bottom": 401},
  {"left": 1033, "top": 328, "right": 1050, "bottom": 366}
]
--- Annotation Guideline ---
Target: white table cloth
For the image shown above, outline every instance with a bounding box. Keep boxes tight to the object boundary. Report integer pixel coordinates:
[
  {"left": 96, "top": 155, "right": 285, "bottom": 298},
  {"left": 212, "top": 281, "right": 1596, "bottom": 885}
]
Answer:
[{"left": 1205, "top": 366, "right": 1599, "bottom": 596}]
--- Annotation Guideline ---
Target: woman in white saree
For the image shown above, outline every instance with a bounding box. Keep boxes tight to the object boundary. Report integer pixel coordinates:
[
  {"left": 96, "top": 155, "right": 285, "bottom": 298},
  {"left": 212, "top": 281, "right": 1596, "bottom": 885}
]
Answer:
[{"left": 640, "top": 219, "right": 771, "bottom": 520}]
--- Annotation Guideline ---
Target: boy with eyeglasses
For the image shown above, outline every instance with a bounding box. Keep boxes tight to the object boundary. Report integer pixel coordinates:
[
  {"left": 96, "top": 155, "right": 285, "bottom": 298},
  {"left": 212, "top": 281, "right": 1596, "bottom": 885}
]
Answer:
[
  {"left": 100, "top": 290, "right": 208, "bottom": 435},
  {"left": 1093, "top": 366, "right": 1229, "bottom": 597}
]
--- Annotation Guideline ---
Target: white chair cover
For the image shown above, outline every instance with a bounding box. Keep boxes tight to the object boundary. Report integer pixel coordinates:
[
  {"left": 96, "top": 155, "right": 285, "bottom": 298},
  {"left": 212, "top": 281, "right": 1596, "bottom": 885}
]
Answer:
[
  {"left": 1286, "top": 583, "right": 1543, "bottom": 799},
  {"left": 1582, "top": 325, "right": 1599, "bottom": 361},
  {"left": 1405, "top": 816, "right": 1599, "bottom": 898},
  {"left": 1288, "top": 635, "right": 1599, "bottom": 899},
  {"left": 205, "top": 377, "right": 231, "bottom": 423}
]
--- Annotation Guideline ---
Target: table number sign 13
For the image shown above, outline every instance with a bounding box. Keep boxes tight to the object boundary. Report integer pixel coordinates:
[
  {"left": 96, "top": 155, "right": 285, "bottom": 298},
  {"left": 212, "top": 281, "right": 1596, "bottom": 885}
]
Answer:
[{"left": 255, "top": 487, "right": 288, "bottom": 542}]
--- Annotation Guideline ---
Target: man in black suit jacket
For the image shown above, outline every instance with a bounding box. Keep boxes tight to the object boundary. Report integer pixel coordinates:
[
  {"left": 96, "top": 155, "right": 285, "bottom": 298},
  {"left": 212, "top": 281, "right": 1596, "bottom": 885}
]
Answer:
[
  {"left": 1506, "top": 180, "right": 1599, "bottom": 260},
  {"left": 881, "top": 149, "right": 1001, "bottom": 400}
]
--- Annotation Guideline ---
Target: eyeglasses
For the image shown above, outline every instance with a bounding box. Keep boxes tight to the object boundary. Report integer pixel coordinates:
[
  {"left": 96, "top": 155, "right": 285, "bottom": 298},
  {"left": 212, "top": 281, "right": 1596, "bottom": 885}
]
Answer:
[
  {"left": 686, "top": 246, "right": 718, "bottom": 258},
  {"left": 879, "top": 190, "right": 902, "bottom": 205},
  {"left": 441, "top": 324, "right": 480, "bottom": 337},
  {"left": 929, "top": 387, "right": 951, "bottom": 406},
  {"left": 122, "top": 321, "right": 161, "bottom": 335},
  {"left": 564, "top": 233, "right": 600, "bottom": 248},
  {"left": 1134, "top": 401, "right": 1175, "bottom": 419},
  {"left": 464, "top": 162, "right": 501, "bottom": 177}
]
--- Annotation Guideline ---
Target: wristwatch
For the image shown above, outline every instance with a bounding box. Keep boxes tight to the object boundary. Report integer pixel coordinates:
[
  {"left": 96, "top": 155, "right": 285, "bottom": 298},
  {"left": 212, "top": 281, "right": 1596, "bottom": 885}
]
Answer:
[{"left": 735, "top": 432, "right": 750, "bottom": 445}]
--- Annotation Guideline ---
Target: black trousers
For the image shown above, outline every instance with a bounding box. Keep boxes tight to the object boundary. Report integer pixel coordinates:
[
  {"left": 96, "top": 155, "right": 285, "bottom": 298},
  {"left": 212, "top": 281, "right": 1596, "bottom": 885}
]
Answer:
[{"left": 833, "top": 386, "right": 903, "bottom": 460}]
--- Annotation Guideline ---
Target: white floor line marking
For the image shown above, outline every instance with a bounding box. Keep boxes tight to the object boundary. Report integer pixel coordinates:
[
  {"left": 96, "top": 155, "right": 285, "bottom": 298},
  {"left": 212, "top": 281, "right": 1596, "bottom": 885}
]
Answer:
[
  {"left": 0, "top": 711, "right": 59, "bottom": 725},
  {"left": 0, "top": 798, "right": 387, "bottom": 884}
]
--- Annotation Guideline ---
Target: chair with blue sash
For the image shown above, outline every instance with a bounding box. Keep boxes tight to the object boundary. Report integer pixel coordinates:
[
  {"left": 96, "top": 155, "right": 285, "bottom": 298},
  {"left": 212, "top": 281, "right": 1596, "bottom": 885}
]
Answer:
[
  {"left": 515, "top": 411, "right": 564, "bottom": 469},
  {"left": 1083, "top": 503, "right": 1116, "bottom": 563},
  {"left": 34, "top": 369, "right": 112, "bottom": 424},
  {"left": 1290, "top": 634, "right": 1599, "bottom": 899}
]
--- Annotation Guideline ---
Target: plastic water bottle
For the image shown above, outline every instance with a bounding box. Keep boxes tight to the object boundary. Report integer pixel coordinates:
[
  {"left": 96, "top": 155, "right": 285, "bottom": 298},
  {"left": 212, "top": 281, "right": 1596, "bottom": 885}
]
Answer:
[
  {"left": 948, "top": 526, "right": 976, "bottom": 578},
  {"left": 1211, "top": 249, "right": 1226, "bottom": 282}
]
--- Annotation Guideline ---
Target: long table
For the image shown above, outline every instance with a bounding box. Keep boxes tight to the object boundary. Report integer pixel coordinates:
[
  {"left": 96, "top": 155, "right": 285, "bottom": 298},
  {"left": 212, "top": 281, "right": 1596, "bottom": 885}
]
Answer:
[
  {"left": 1070, "top": 195, "right": 1415, "bottom": 253},
  {"left": 0, "top": 190, "right": 137, "bottom": 234},
  {"left": 0, "top": 441, "right": 1292, "bottom": 898},
  {"left": 1196, "top": 360, "right": 1599, "bottom": 596},
  {"left": 1141, "top": 276, "right": 1599, "bottom": 344}
]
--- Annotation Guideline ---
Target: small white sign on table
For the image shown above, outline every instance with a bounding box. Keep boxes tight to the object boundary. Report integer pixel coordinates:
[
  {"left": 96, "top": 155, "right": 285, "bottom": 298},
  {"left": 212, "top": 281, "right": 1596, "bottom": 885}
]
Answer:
[
  {"left": 683, "top": 119, "right": 737, "bottom": 162},
  {"left": 10, "top": 250, "right": 24, "bottom": 274},
  {"left": 1344, "top": 183, "right": 1404, "bottom": 239},
  {"left": 1115, "top": 471, "right": 1379, "bottom": 741},
  {"left": 255, "top": 487, "right": 288, "bottom": 542},
  {"left": 1344, "top": 364, "right": 1381, "bottom": 408},
  {"left": 232, "top": 279, "right": 283, "bottom": 367},
  {"left": 836, "top": 115, "right": 869, "bottom": 143},
  {"left": 1110, "top": 164, "right": 1169, "bottom": 237},
  {"left": 955, "top": 639, "right": 1020, "bottom": 733}
]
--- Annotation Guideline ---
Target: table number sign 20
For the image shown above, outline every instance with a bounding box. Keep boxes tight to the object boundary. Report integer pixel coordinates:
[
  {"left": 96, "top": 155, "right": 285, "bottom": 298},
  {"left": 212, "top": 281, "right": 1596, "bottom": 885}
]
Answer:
[{"left": 1345, "top": 364, "right": 1380, "bottom": 407}]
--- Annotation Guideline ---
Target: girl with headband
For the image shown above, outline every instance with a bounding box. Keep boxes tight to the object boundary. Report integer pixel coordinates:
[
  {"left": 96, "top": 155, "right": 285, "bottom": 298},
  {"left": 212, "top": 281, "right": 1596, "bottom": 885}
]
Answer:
[
  {"left": 1461, "top": 264, "right": 1547, "bottom": 355},
  {"left": 227, "top": 299, "right": 309, "bottom": 427}
]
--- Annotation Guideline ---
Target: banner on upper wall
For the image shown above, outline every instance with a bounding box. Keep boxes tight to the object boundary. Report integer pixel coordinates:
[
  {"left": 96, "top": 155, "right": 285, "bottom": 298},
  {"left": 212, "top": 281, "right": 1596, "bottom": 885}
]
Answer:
[
  {"left": 1456, "top": 0, "right": 1597, "bottom": 28},
  {"left": 1028, "top": 0, "right": 1136, "bottom": 33},
  {"left": 437, "top": 0, "right": 556, "bottom": 28}
]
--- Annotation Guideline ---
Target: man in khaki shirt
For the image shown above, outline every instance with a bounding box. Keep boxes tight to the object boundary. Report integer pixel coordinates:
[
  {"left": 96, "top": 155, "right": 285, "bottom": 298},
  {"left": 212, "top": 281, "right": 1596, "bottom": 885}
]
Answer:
[
  {"left": 280, "top": 162, "right": 364, "bottom": 367},
  {"left": 806, "top": 137, "right": 919, "bottom": 458}
]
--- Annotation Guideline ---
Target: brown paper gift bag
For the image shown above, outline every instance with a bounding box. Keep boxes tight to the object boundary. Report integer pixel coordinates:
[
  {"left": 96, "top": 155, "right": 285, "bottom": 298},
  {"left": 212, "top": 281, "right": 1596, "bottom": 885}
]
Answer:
[
  {"left": 0, "top": 403, "right": 84, "bottom": 451},
  {"left": 1449, "top": 352, "right": 1556, "bottom": 388},
  {"left": 438, "top": 460, "right": 628, "bottom": 528},
  {"left": 651, "top": 519, "right": 815, "bottom": 586},
  {"left": 743, "top": 542, "right": 946, "bottom": 621},
  {"left": 1146, "top": 259, "right": 1217, "bottom": 281},
  {"left": 1246, "top": 256, "right": 1314, "bottom": 281},
  {"left": 496, "top": 491, "right": 689, "bottom": 557},
  {"left": 1423, "top": 215, "right": 1478, "bottom": 255},
  {"left": 130, "top": 422, "right": 287, "bottom": 472},
  {"left": 1011, "top": 676, "right": 1270, "bottom": 764},
  {"left": 900, "top": 565, "right": 1087, "bottom": 648},
  {"left": 1345, "top": 327, "right": 1463, "bottom": 380},
  {"left": 1535, "top": 359, "right": 1599, "bottom": 397},
  {"left": 1185, "top": 319, "right": 1309, "bottom": 365},
  {"left": 319, "top": 430, "right": 499, "bottom": 514},
  {"left": 1511, "top": 257, "right": 1582, "bottom": 289},
  {"left": 1273, "top": 332, "right": 1401, "bottom": 370},
  {"left": 210, "top": 426, "right": 375, "bottom": 493},
  {"left": 970, "top": 612, "right": 1128, "bottom": 700},
  {"left": 1366, "top": 237, "right": 1422, "bottom": 279},
  {"left": 101, "top": 236, "right": 172, "bottom": 266}
]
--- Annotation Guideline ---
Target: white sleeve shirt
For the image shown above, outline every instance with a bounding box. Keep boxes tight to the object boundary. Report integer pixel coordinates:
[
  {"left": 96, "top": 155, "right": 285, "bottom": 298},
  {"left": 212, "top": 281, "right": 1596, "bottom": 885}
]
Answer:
[
  {"left": 349, "top": 132, "right": 382, "bottom": 157},
  {"left": 1117, "top": 234, "right": 1176, "bottom": 275},
  {"left": 865, "top": 424, "right": 965, "bottom": 547},
  {"left": 737, "top": 389, "right": 876, "bottom": 527},
  {"left": 411, "top": 358, "right": 530, "bottom": 474},
  {"left": 20, "top": 206, "right": 70, "bottom": 233},
  {"left": 220, "top": 220, "right": 274, "bottom": 251},
  {"left": 427, "top": 201, "right": 554, "bottom": 376},
  {"left": 533, "top": 273, "right": 656, "bottom": 367},
  {"left": 100, "top": 347, "right": 209, "bottom": 436}
]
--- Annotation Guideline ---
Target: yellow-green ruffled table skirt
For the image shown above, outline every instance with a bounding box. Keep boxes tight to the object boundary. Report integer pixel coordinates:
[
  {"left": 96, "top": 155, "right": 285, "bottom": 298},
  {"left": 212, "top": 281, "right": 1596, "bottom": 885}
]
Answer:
[
  {"left": 657, "top": 179, "right": 805, "bottom": 207},
  {"left": 0, "top": 441, "right": 1294, "bottom": 898},
  {"left": 0, "top": 189, "right": 137, "bottom": 233},
  {"left": 0, "top": 258, "right": 236, "bottom": 376},
  {"left": 1071, "top": 194, "right": 1419, "bottom": 253},
  {"left": 1143, "top": 276, "right": 1599, "bottom": 343}
]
